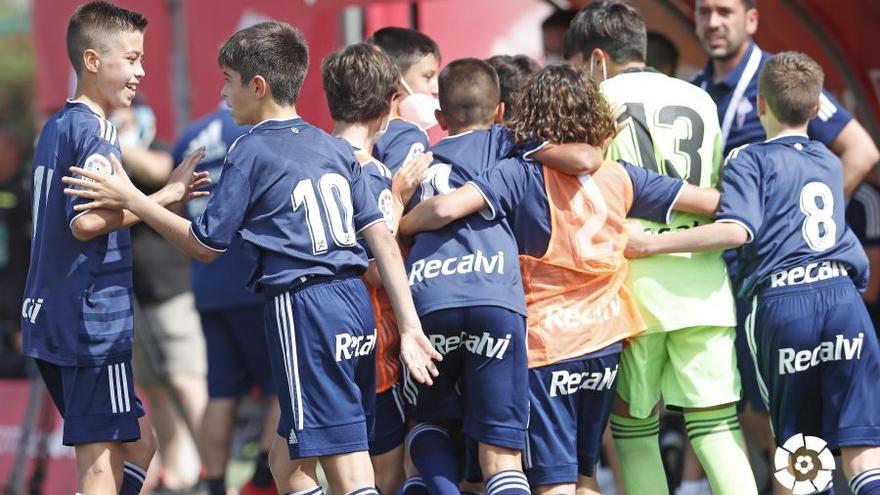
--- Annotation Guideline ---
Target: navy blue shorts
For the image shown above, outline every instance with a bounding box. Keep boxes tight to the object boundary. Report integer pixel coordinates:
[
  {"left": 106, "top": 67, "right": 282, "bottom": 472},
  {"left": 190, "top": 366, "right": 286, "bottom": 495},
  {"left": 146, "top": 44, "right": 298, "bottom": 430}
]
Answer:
[
  {"left": 264, "top": 277, "right": 377, "bottom": 459},
  {"left": 201, "top": 304, "right": 275, "bottom": 398},
  {"left": 734, "top": 296, "right": 769, "bottom": 413},
  {"left": 403, "top": 306, "right": 528, "bottom": 451},
  {"left": 36, "top": 358, "right": 145, "bottom": 446},
  {"left": 369, "top": 383, "right": 406, "bottom": 456},
  {"left": 746, "top": 277, "right": 880, "bottom": 451},
  {"left": 524, "top": 349, "right": 620, "bottom": 486}
]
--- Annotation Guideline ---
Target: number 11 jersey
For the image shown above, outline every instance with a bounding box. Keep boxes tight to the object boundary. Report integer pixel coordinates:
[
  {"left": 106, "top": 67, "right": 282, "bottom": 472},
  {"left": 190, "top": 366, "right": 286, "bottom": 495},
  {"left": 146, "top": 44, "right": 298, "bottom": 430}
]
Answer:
[{"left": 601, "top": 68, "right": 735, "bottom": 333}]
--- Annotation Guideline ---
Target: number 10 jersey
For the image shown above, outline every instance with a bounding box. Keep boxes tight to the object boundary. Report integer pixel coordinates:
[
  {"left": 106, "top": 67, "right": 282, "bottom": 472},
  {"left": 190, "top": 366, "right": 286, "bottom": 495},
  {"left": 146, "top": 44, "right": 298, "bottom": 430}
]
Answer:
[{"left": 602, "top": 67, "right": 735, "bottom": 333}]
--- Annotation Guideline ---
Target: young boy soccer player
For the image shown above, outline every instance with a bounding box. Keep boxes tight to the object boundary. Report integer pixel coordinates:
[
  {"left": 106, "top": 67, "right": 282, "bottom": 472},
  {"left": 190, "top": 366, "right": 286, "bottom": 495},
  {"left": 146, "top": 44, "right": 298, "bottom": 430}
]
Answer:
[
  {"left": 21, "top": 3, "right": 211, "bottom": 494},
  {"left": 565, "top": 3, "right": 756, "bottom": 494},
  {"left": 322, "top": 42, "right": 434, "bottom": 495},
  {"left": 368, "top": 27, "right": 439, "bottom": 174},
  {"left": 64, "top": 21, "right": 442, "bottom": 495},
  {"left": 396, "top": 58, "right": 609, "bottom": 495},
  {"left": 400, "top": 64, "right": 720, "bottom": 495},
  {"left": 174, "top": 106, "right": 280, "bottom": 495},
  {"left": 625, "top": 52, "right": 880, "bottom": 495}
]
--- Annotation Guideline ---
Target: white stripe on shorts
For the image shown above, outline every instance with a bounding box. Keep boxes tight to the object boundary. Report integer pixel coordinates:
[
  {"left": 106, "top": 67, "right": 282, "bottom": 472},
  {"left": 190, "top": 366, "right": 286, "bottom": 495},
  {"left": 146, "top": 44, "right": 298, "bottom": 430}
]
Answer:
[
  {"left": 108, "top": 364, "right": 118, "bottom": 413},
  {"left": 275, "top": 295, "right": 297, "bottom": 430},
  {"left": 745, "top": 295, "right": 770, "bottom": 408},
  {"left": 284, "top": 292, "right": 305, "bottom": 430},
  {"left": 120, "top": 363, "right": 131, "bottom": 412}
]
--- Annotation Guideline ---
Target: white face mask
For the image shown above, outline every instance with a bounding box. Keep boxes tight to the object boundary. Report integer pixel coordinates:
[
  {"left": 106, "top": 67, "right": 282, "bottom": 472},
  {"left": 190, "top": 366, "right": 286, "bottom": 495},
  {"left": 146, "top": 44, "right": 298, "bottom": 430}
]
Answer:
[
  {"left": 375, "top": 113, "right": 391, "bottom": 140},
  {"left": 398, "top": 79, "right": 440, "bottom": 131},
  {"left": 589, "top": 55, "right": 608, "bottom": 82}
]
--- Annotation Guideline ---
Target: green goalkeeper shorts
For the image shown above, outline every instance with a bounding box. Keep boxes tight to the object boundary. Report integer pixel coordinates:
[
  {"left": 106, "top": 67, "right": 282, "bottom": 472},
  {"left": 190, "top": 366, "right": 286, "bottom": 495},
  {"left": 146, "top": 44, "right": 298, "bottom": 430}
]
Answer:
[{"left": 617, "top": 325, "right": 741, "bottom": 419}]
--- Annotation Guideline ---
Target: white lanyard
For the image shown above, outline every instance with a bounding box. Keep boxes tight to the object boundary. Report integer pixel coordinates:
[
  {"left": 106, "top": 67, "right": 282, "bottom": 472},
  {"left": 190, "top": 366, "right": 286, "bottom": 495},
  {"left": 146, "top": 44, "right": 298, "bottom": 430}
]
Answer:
[{"left": 703, "top": 45, "right": 763, "bottom": 151}]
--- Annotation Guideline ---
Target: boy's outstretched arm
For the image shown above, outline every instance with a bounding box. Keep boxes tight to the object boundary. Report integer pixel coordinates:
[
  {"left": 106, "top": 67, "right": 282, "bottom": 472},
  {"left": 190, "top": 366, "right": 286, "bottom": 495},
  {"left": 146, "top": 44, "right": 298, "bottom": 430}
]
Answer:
[
  {"left": 398, "top": 183, "right": 488, "bottom": 236},
  {"left": 530, "top": 143, "right": 605, "bottom": 175},
  {"left": 625, "top": 221, "right": 748, "bottom": 258},
  {"left": 63, "top": 150, "right": 219, "bottom": 262},
  {"left": 67, "top": 149, "right": 209, "bottom": 241},
  {"left": 361, "top": 222, "right": 442, "bottom": 385},
  {"left": 671, "top": 184, "right": 721, "bottom": 217}
]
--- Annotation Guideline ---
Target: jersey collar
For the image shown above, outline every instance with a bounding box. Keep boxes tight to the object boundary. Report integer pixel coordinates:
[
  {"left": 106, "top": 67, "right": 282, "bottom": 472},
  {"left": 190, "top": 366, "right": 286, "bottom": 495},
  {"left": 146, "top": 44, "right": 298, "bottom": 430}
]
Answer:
[
  {"left": 250, "top": 116, "right": 303, "bottom": 131},
  {"left": 765, "top": 132, "right": 809, "bottom": 144},
  {"left": 698, "top": 41, "right": 760, "bottom": 89}
]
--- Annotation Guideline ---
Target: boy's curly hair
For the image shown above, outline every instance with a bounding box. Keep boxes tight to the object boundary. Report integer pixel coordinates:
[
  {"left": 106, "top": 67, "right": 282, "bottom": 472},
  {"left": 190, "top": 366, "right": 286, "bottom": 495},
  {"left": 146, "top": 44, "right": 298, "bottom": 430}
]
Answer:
[{"left": 508, "top": 64, "right": 615, "bottom": 146}]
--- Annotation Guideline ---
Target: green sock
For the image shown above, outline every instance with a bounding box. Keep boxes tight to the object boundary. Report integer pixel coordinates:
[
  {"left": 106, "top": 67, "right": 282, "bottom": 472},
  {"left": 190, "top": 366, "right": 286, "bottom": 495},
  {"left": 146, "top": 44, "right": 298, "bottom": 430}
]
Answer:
[
  {"left": 610, "top": 413, "right": 669, "bottom": 495},
  {"left": 684, "top": 406, "right": 758, "bottom": 495}
]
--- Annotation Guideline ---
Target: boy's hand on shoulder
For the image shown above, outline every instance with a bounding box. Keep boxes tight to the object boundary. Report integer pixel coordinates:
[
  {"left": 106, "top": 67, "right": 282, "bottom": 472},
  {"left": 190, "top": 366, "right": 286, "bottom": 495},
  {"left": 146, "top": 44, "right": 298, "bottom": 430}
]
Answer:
[
  {"left": 392, "top": 151, "right": 432, "bottom": 205},
  {"left": 63, "top": 153, "right": 137, "bottom": 211},
  {"left": 398, "top": 324, "right": 442, "bottom": 386},
  {"left": 623, "top": 221, "right": 653, "bottom": 258}
]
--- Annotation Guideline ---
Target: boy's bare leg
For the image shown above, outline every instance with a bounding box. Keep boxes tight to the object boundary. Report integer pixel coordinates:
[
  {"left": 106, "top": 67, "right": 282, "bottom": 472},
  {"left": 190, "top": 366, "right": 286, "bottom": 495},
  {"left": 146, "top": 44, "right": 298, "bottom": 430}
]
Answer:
[
  {"left": 268, "top": 436, "right": 321, "bottom": 493},
  {"left": 534, "top": 483, "right": 575, "bottom": 495},
  {"left": 76, "top": 442, "right": 125, "bottom": 495},
  {"left": 372, "top": 444, "right": 406, "bottom": 495},
  {"left": 322, "top": 450, "right": 376, "bottom": 493},
  {"left": 576, "top": 473, "right": 601, "bottom": 495},
  {"left": 201, "top": 398, "right": 238, "bottom": 481}
]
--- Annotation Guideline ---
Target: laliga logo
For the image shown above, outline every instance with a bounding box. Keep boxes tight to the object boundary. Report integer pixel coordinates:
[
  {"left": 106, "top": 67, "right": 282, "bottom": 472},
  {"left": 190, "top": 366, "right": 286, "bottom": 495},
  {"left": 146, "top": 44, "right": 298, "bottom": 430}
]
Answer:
[{"left": 774, "top": 433, "right": 835, "bottom": 494}]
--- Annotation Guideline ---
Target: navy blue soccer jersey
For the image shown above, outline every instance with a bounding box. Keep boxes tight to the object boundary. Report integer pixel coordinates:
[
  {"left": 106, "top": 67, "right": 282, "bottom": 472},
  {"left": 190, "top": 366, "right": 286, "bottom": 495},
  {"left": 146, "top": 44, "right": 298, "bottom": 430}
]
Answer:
[
  {"left": 174, "top": 108, "right": 262, "bottom": 311},
  {"left": 372, "top": 118, "right": 429, "bottom": 175},
  {"left": 190, "top": 118, "right": 383, "bottom": 295},
  {"left": 692, "top": 42, "right": 852, "bottom": 156},
  {"left": 355, "top": 150, "right": 394, "bottom": 260},
  {"left": 22, "top": 100, "right": 133, "bottom": 366},
  {"left": 716, "top": 134, "right": 869, "bottom": 298},
  {"left": 471, "top": 157, "right": 683, "bottom": 258},
  {"left": 405, "top": 126, "right": 526, "bottom": 316}
]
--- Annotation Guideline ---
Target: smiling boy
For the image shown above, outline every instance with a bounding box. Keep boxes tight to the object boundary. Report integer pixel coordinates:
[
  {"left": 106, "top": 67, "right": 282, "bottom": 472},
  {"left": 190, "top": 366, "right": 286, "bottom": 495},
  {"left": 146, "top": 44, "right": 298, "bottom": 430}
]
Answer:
[{"left": 22, "top": 2, "right": 208, "bottom": 494}]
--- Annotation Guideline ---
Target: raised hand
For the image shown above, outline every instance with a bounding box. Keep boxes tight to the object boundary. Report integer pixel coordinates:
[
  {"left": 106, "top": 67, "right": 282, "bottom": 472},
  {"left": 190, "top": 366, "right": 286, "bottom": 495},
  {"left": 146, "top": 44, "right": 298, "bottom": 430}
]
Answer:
[
  {"left": 398, "top": 327, "right": 442, "bottom": 386},
  {"left": 164, "top": 147, "right": 208, "bottom": 203}
]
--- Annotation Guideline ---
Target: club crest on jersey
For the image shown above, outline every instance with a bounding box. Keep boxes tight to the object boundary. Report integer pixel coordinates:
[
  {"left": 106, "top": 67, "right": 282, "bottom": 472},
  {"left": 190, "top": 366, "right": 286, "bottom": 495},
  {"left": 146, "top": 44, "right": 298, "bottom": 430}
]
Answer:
[
  {"left": 80, "top": 153, "right": 113, "bottom": 184},
  {"left": 378, "top": 189, "right": 394, "bottom": 230}
]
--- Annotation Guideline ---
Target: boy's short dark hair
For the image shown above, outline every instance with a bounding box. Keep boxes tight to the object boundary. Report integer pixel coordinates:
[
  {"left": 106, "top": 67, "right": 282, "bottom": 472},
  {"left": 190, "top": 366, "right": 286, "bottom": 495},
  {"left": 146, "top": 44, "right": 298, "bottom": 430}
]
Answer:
[
  {"left": 485, "top": 55, "right": 540, "bottom": 118},
  {"left": 541, "top": 9, "right": 577, "bottom": 31},
  {"left": 66, "top": 1, "right": 147, "bottom": 75},
  {"left": 759, "top": 51, "right": 824, "bottom": 127},
  {"left": 509, "top": 64, "right": 615, "bottom": 147},
  {"left": 567, "top": 0, "right": 647, "bottom": 64},
  {"left": 322, "top": 43, "right": 399, "bottom": 123},
  {"left": 647, "top": 31, "right": 679, "bottom": 74},
  {"left": 368, "top": 27, "right": 440, "bottom": 76},
  {"left": 218, "top": 21, "right": 309, "bottom": 106},
  {"left": 438, "top": 58, "right": 501, "bottom": 130}
]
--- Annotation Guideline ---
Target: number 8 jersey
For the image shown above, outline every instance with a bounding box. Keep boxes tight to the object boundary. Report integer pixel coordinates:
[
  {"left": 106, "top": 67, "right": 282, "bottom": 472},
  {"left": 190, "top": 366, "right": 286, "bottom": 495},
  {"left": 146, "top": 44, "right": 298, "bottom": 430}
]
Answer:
[
  {"left": 716, "top": 134, "right": 868, "bottom": 299},
  {"left": 601, "top": 67, "right": 735, "bottom": 333},
  {"left": 191, "top": 118, "right": 383, "bottom": 295}
]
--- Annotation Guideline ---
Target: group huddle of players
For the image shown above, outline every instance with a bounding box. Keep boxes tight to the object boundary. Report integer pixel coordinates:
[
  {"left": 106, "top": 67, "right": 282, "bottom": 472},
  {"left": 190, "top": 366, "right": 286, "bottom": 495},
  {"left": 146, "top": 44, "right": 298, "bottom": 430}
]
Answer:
[{"left": 21, "top": 1, "right": 880, "bottom": 495}]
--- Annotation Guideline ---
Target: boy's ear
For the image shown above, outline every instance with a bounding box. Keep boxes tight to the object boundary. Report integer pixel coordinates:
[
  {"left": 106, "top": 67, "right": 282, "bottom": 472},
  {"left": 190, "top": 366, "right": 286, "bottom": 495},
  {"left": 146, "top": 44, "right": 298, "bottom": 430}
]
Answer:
[
  {"left": 83, "top": 49, "right": 100, "bottom": 74},
  {"left": 756, "top": 94, "right": 766, "bottom": 118},
  {"left": 808, "top": 99, "right": 820, "bottom": 120},
  {"left": 494, "top": 102, "right": 505, "bottom": 124},
  {"left": 252, "top": 75, "right": 269, "bottom": 99},
  {"left": 435, "top": 109, "right": 448, "bottom": 131}
]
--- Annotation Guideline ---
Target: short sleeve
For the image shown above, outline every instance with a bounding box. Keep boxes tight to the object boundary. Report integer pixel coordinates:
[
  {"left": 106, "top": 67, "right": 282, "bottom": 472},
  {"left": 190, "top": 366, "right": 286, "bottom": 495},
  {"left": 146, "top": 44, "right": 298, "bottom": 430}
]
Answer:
[
  {"left": 469, "top": 157, "right": 530, "bottom": 221},
  {"left": 349, "top": 158, "right": 385, "bottom": 234},
  {"left": 190, "top": 159, "right": 252, "bottom": 253},
  {"left": 623, "top": 161, "right": 685, "bottom": 224},
  {"left": 807, "top": 90, "right": 853, "bottom": 146},
  {"left": 377, "top": 125, "right": 429, "bottom": 174},
  {"left": 715, "top": 148, "right": 762, "bottom": 242},
  {"left": 67, "top": 130, "right": 121, "bottom": 227},
  {"left": 489, "top": 124, "right": 516, "bottom": 159}
]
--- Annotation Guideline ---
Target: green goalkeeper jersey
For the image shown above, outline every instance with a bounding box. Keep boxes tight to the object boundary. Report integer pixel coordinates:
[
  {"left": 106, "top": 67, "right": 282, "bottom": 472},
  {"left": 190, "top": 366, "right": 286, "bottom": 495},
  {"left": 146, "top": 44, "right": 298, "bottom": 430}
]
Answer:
[{"left": 601, "top": 68, "right": 736, "bottom": 333}]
